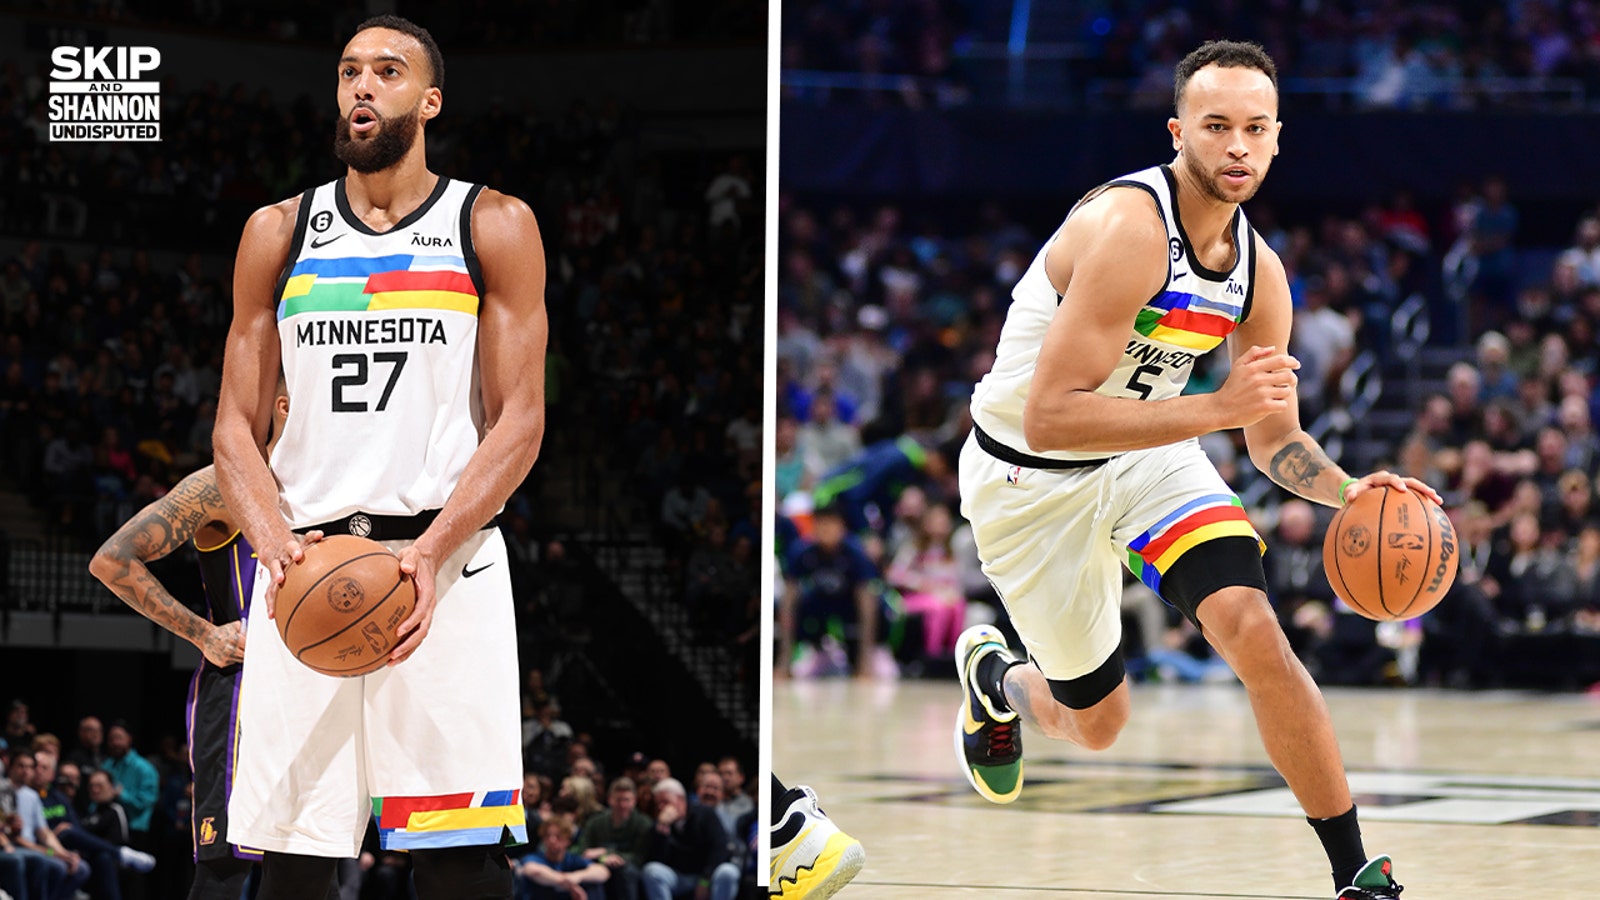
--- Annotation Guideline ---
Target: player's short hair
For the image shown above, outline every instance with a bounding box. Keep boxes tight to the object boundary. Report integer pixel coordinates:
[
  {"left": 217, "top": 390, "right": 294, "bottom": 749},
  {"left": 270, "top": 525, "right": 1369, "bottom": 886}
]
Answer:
[
  {"left": 354, "top": 15, "right": 445, "bottom": 89},
  {"left": 1173, "top": 40, "right": 1278, "bottom": 114}
]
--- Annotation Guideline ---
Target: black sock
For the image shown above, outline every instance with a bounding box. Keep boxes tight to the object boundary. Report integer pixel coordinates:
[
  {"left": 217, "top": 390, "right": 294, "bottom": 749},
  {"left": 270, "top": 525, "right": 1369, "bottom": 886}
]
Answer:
[
  {"left": 975, "top": 650, "right": 1020, "bottom": 713},
  {"left": 1307, "top": 805, "right": 1367, "bottom": 890}
]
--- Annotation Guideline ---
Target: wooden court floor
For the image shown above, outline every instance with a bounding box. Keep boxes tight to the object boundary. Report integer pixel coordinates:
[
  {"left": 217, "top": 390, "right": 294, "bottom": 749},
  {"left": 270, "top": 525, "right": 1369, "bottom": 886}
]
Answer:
[{"left": 774, "top": 679, "right": 1600, "bottom": 897}]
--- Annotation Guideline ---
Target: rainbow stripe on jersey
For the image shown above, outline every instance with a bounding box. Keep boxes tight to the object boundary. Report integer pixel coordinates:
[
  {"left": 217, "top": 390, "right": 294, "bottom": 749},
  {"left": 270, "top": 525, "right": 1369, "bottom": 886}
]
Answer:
[
  {"left": 373, "top": 788, "right": 526, "bottom": 850},
  {"left": 1126, "top": 493, "right": 1264, "bottom": 593},
  {"left": 1133, "top": 289, "right": 1244, "bottom": 352},
  {"left": 277, "top": 254, "right": 479, "bottom": 321}
]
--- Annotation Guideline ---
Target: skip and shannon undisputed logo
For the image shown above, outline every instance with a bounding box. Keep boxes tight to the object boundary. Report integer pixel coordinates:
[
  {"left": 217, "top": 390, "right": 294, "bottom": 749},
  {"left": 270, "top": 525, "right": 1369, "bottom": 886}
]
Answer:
[{"left": 48, "top": 46, "right": 161, "bottom": 142}]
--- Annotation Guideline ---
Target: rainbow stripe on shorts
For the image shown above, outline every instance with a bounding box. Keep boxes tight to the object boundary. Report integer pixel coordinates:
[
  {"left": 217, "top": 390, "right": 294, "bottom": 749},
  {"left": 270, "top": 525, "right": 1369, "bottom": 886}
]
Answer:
[
  {"left": 373, "top": 789, "right": 526, "bottom": 850},
  {"left": 1126, "top": 494, "right": 1263, "bottom": 594}
]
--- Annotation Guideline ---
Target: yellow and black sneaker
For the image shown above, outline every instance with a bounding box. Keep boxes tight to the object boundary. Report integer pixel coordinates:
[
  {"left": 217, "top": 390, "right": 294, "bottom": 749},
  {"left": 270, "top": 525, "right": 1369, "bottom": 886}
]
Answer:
[
  {"left": 953, "top": 624, "right": 1024, "bottom": 804},
  {"left": 1336, "top": 856, "right": 1403, "bottom": 899},
  {"left": 769, "top": 785, "right": 865, "bottom": 899}
]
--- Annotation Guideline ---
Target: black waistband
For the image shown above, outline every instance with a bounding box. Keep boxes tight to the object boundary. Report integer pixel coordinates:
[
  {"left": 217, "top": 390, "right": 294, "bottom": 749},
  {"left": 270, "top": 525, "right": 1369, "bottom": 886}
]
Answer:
[
  {"left": 973, "top": 424, "right": 1109, "bottom": 471},
  {"left": 301, "top": 508, "right": 498, "bottom": 542}
]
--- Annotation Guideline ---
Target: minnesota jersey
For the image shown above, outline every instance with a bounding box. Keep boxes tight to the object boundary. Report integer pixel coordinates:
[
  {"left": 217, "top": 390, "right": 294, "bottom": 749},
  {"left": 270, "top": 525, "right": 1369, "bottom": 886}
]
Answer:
[
  {"left": 970, "top": 164, "right": 1257, "bottom": 463},
  {"left": 270, "top": 177, "right": 487, "bottom": 526}
]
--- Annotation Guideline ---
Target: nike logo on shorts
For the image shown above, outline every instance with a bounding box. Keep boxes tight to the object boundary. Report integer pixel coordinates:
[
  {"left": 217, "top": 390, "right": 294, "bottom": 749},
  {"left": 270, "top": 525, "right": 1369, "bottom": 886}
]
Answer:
[{"left": 462, "top": 562, "right": 493, "bottom": 578}]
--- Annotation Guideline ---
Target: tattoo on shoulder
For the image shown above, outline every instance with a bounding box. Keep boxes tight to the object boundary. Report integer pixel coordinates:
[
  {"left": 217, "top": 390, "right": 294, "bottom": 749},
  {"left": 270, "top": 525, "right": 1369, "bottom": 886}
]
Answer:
[
  {"left": 1268, "top": 441, "right": 1330, "bottom": 493},
  {"left": 113, "top": 470, "right": 226, "bottom": 562}
]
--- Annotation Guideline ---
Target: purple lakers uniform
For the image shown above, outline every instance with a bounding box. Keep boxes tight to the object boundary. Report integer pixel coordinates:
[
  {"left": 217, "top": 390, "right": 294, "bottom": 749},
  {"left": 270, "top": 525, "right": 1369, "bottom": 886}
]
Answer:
[{"left": 189, "top": 530, "right": 264, "bottom": 862}]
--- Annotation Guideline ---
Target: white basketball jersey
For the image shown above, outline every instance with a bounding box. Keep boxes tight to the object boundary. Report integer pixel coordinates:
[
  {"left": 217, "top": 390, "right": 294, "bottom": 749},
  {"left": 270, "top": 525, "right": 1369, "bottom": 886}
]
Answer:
[
  {"left": 970, "top": 164, "right": 1257, "bottom": 463},
  {"left": 270, "top": 176, "right": 487, "bottom": 527}
]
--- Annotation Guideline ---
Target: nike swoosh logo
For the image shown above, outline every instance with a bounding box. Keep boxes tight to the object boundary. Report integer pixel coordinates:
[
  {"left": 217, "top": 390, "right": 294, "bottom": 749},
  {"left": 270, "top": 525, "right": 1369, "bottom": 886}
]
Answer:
[
  {"left": 770, "top": 822, "right": 815, "bottom": 880},
  {"left": 962, "top": 702, "right": 988, "bottom": 735},
  {"left": 309, "top": 234, "right": 344, "bottom": 249},
  {"left": 1171, "top": 270, "right": 1188, "bottom": 280},
  {"left": 462, "top": 562, "right": 493, "bottom": 578}
]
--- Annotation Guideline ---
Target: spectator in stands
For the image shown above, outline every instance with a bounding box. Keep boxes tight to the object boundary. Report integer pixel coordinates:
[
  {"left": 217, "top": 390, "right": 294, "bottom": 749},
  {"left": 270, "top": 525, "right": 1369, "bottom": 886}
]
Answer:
[
  {"left": 5, "top": 750, "right": 90, "bottom": 899},
  {"left": 517, "top": 815, "right": 610, "bottom": 900},
  {"left": 713, "top": 759, "right": 751, "bottom": 837},
  {"left": 1491, "top": 513, "right": 1576, "bottom": 631},
  {"left": 35, "top": 750, "right": 154, "bottom": 898},
  {"left": 885, "top": 502, "right": 965, "bottom": 661},
  {"left": 559, "top": 776, "right": 604, "bottom": 828},
  {"left": 780, "top": 504, "right": 886, "bottom": 679},
  {"left": 525, "top": 701, "right": 576, "bottom": 780},
  {"left": 1557, "top": 217, "right": 1600, "bottom": 287},
  {"left": 1264, "top": 500, "right": 1337, "bottom": 659},
  {"left": 1475, "top": 331, "right": 1520, "bottom": 402},
  {"left": 2, "top": 704, "right": 34, "bottom": 753},
  {"left": 796, "top": 390, "right": 860, "bottom": 478},
  {"left": 54, "top": 762, "right": 82, "bottom": 816},
  {"left": 64, "top": 718, "right": 103, "bottom": 774},
  {"left": 577, "top": 777, "right": 651, "bottom": 900},
  {"left": 98, "top": 723, "right": 156, "bottom": 854},
  {"left": 639, "top": 779, "right": 738, "bottom": 900}
]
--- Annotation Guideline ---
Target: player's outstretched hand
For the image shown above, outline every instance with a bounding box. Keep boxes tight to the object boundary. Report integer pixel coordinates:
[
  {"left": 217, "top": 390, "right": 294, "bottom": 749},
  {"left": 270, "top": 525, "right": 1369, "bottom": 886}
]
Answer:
[
  {"left": 262, "top": 529, "right": 324, "bottom": 618},
  {"left": 391, "top": 544, "right": 439, "bottom": 665},
  {"left": 1215, "top": 345, "right": 1299, "bottom": 429},
  {"left": 201, "top": 620, "right": 246, "bottom": 667},
  {"left": 1342, "top": 470, "right": 1444, "bottom": 507}
]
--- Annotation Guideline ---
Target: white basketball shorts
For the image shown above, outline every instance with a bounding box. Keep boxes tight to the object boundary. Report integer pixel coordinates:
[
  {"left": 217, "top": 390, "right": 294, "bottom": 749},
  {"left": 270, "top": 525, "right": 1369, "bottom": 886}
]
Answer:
[
  {"left": 228, "top": 527, "right": 526, "bottom": 856},
  {"left": 959, "top": 432, "right": 1262, "bottom": 681}
]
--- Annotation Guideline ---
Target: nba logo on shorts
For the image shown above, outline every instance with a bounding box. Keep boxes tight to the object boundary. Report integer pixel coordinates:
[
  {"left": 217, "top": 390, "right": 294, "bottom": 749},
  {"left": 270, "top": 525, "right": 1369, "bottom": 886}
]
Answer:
[{"left": 1007, "top": 465, "right": 1022, "bottom": 485}]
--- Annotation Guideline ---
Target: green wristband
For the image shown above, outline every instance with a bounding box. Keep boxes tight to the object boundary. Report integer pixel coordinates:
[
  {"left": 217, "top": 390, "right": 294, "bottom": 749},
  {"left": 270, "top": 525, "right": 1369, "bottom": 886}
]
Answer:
[{"left": 1338, "top": 477, "right": 1358, "bottom": 506}]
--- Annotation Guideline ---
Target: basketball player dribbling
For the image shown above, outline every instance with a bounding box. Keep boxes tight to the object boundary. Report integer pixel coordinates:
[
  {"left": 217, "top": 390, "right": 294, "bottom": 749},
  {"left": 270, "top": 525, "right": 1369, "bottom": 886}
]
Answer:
[
  {"left": 954, "top": 41, "right": 1441, "bottom": 899},
  {"left": 89, "top": 383, "right": 340, "bottom": 900},
  {"left": 213, "top": 15, "right": 545, "bottom": 899}
]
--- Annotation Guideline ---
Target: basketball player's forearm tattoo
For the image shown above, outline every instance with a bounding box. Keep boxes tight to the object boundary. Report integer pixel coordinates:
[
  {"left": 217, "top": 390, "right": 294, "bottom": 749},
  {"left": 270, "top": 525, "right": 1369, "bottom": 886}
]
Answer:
[
  {"left": 1267, "top": 439, "right": 1336, "bottom": 499},
  {"left": 94, "top": 474, "right": 224, "bottom": 646}
]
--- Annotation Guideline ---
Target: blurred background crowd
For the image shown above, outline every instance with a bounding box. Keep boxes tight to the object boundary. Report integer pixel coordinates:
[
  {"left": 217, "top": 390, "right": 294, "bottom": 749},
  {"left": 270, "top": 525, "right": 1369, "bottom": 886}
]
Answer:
[{"left": 781, "top": 0, "right": 1600, "bottom": 111}]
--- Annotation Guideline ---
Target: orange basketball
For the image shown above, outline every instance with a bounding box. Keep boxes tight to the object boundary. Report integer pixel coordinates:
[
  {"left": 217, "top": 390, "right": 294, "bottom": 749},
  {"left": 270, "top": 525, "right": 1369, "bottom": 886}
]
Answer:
[
  {"left": 1322, "top": 486, "right": 1458, "bottom": 621},
  {"left": 275, "top": 535, "right": 415, "bottom": 677}
]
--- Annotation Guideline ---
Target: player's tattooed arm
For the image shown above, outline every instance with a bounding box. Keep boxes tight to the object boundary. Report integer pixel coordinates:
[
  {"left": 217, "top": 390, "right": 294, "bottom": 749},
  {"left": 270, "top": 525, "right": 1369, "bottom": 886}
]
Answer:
[
  {"left": 1266, "top": 438, "right": 1345, "bottom": 506},
  {"left": 89, "top": 467, "right": 244, "bottom": 665}
]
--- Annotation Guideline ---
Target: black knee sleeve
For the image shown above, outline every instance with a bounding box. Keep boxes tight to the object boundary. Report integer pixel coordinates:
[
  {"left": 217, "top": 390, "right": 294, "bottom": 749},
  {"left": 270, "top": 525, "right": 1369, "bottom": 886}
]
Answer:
[
  {"left": 1159, "top": 536, "right": 1268, "bottom": 629},
  {"left": 411, "top": 843, "right": 513, "bottom": 900},
  {"left": 1045, "top": 649, "right": 1126, "bottom": 710},
  {"left": 257, "top": 852, "right": 337, "bottom": 900}
]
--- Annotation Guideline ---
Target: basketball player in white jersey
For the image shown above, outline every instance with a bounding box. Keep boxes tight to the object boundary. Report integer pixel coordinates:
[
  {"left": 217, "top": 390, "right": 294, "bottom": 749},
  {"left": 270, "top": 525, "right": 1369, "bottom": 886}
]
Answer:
[
  {"left": 213, "top": 15, "right": 545, "bottom": 899},
  {"left": 953, "top": 41, "right": 1439, "bottom": 899}
]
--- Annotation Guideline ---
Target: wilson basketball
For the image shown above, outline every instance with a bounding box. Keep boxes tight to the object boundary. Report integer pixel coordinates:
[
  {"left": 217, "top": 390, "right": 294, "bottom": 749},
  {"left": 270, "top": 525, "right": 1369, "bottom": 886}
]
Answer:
[
  {"left": 1322, "top": 486, "right": 1458, "bottom": 621},
  {"left": 275, "top": 535, "right": 415, "bottom": 677}
]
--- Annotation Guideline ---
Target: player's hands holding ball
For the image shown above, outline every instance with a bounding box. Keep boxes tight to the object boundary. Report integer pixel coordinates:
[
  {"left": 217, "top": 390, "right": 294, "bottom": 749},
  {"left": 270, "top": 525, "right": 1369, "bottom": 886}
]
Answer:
[
  {"left": 1215, "top": 345, "right": 1299, "bottom": 429},
  {"left": 261, "top": 528, "right": 324, "bottom": 618},
  {"left": 1339, "top": 470, "right": 1443, "bottom": 507},
  {"left": 390, "top": 542, "right": 440, "bottom": 665}
]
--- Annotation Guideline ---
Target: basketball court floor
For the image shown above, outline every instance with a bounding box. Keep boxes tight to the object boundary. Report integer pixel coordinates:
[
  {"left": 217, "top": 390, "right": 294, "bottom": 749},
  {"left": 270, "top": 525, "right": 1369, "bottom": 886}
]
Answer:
[{"left": 774, "top": 679, "right": 1600, "bottom": 897}]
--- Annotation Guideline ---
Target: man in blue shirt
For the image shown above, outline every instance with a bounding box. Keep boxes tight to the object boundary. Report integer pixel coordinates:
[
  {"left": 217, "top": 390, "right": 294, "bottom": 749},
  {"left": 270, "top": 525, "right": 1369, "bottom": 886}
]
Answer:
[
  {"left": 516, "top": 817, "right": 609, "bottom": 900},
  {"left": 6, "top": 751, "right": 90, "bottom": 900}
]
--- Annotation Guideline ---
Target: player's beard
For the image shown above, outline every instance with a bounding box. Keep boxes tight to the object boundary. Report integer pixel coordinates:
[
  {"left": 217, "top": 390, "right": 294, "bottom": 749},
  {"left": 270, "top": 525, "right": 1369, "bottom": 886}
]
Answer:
[
  {"left": 334, "top": 102, "right": 421, "bottom": 174},
  {"left": 1180, "top": 145, "right": 1261, "bottom": 204}
]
